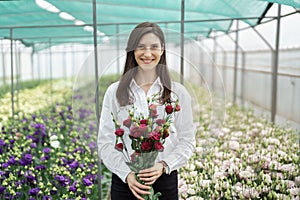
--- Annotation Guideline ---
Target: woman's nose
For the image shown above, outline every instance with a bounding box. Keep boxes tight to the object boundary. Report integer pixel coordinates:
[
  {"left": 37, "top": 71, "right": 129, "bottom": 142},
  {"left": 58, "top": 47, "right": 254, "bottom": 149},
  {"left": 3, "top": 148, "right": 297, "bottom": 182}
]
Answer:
[{"left": 143, "top": 48, "right": 152, "bottom": 57}]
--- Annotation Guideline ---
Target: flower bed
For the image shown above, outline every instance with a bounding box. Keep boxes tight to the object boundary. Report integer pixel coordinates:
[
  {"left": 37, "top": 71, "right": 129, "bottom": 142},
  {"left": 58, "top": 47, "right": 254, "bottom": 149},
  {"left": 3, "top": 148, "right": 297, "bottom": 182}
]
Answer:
[
  {"left": 179, "top": 87, "right": 300, "bottom": 199},
  {"left": 0, "top": 77, "right": 299, "bottom": 199}
]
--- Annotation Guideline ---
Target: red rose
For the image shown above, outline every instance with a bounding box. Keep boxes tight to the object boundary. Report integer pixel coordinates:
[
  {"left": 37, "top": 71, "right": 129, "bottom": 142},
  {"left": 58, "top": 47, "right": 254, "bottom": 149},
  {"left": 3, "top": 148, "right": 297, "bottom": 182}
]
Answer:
[
  {"left": 140, "top": 119, "right": 148, "bottom": 125},
  {"left": 123, "top": 117, "right": 132, "bottom": 128},
  {"left": 115, "top": 143, "right": 123, "bottom": 151},
  {"left": 141, "top": 141, "right": 152, "bottom": 151},
  {"left": 175, "top": 104, "right": 181, "bottom": 112},
  {"left": 165, "top": 105, "right": 173, "bottom": 114},
  {"left": 115, "top": 128, "right": 124, "bottom": 137},
  {"left": 155, "top": 119, "right": 166, "bottom": 126},
  {"left": 154, "top": 142, "right": 164, "bottom": 152}
]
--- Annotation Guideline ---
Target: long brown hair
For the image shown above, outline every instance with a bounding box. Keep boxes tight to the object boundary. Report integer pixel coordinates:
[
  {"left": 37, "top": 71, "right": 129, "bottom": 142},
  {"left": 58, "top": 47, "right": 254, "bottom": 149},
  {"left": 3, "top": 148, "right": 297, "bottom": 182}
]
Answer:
[{"left": 116, "top": 22, "right": 172, "bottom": 106}]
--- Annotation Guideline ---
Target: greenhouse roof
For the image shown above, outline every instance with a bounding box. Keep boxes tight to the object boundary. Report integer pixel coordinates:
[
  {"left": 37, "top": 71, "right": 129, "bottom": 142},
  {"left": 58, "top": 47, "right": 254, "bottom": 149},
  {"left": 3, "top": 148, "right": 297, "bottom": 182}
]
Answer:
[{"left": 0, "top": 0, "right": 299, "bottom": 51}]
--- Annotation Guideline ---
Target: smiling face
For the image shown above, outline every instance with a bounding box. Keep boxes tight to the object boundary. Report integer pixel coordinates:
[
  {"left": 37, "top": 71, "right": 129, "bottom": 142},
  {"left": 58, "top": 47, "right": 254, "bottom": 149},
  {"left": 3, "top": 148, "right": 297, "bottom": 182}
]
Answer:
[{"left": 134, "top": 33, "right": 164, "bottom": 71}]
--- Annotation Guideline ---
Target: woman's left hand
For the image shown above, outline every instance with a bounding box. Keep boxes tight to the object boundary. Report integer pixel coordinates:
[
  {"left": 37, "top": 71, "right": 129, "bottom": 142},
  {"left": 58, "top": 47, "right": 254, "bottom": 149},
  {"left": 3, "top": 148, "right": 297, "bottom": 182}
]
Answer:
[{"left": 137, "top": 162, "right": 164, "bottom": 185}]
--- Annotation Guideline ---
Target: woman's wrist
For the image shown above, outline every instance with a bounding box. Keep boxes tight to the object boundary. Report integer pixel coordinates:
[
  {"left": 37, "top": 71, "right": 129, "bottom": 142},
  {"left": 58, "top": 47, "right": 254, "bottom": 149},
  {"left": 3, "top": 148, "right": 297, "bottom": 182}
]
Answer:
[{"left": 158, "top": 160, "right": 170, "bottom": 174}]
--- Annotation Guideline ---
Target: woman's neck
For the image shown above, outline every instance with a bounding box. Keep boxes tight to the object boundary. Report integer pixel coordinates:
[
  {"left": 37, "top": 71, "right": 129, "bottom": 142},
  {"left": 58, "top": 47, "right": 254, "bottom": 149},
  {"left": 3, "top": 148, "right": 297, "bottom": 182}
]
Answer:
[{"left": 135, "top": 68, "right": 157, "bottom": 86}]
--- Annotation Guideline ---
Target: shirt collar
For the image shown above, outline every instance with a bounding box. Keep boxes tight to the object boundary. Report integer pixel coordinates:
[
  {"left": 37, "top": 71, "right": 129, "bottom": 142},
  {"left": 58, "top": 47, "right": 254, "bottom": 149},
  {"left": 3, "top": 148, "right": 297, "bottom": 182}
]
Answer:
[{"left": 130, "top": 76, "right": 163, "bottom": 91}]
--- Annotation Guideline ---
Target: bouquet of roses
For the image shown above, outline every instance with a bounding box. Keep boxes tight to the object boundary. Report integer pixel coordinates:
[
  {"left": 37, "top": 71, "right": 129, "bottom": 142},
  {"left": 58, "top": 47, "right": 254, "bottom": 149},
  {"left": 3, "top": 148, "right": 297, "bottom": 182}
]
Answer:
[{"left": 111, "top": 93, "right": 180, "bottom": 200}]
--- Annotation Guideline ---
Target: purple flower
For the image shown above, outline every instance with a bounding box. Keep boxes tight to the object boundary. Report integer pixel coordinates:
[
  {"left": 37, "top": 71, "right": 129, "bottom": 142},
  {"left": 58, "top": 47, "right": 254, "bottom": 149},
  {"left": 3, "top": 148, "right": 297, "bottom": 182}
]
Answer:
[
  {"left": 43, "top": 196, "right": 52, "bottom": 200},
  {"left": 42, "top": 148, "right": 51, "bottom": 154},
  {"left": 30, "top": 143, "right": 37, "bottom": 148},
  {"left": 8, "top": 156, "right": 16, "bottom": 165},
  {"left": 35, "top": 165, "right": 46, "bottom": 171},
  {"left": 69, "top": 181, "right": 77, "bottom": 192},
  {"left": 50, "top": 189, "right": 57, "bottom": 195},
  {"left": 26, "top": 175, "right": 36, "bottom": 183},
  {"left": 83, "top": 177, "right": 93, "bottom": 186},
  {"left": 2, "top": 162, "right": 9, "bottom": 168},
  {"left": 55, "top": 175, "right": 70, "bottom": 187},
  {"left": 0, "top": 139, "right": 5, "bottom": 147},
  {"left": 20, "top": 154, "right": 33, "bottom": 166},
  {"left": 28, "top": 187, "right": 40, "bottom": 196},
  {"left": 69, "top": 161, "right": 79, "bottom": 169},
  {"left": 0, "top": 186, "right": 5, "bottom": 194}
]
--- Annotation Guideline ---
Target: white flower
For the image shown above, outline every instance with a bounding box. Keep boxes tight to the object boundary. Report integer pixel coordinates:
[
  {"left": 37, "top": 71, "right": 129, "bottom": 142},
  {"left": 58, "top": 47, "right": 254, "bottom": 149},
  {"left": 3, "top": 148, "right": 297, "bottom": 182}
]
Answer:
[
  {"left": 187, "top": 188, "right": 196, "bottom": 195},
  {"left": 289, "top": 187, "right": 299, "bottom": 196},
  {"left": 222, "top": 127, "right": 230, "bottom": 134},
  {"left": 50, "top": 140, "right": 60, "bottom": 149},
  {"left": 50, "top": 135, "right": 58, "bottom": 141},
  {"left": 229, "top": 140, "right": 240, "bottom": 151},
  {"left": 199, "top": 180, "right": 211, "bottom": 188},
  {"left": 190, "top": 171, "right": 198, "bottom": 177}
]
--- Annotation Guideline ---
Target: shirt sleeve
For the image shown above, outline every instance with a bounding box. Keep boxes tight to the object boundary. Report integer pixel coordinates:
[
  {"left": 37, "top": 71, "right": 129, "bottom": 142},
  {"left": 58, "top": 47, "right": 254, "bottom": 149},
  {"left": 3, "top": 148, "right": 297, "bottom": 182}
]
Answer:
[
  {"left": 97, "top": 83, "right": 131, "bottom": 183},
  {"left": 163, "top": 83, "right": 196, "bottom": 172}
]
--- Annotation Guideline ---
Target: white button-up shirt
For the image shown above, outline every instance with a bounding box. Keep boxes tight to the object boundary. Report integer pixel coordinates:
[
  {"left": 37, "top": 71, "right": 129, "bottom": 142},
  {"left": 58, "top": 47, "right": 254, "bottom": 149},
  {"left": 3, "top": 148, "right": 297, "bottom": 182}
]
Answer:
[{"left": 98, "top": 77, "right": 196, "bottom": 183}]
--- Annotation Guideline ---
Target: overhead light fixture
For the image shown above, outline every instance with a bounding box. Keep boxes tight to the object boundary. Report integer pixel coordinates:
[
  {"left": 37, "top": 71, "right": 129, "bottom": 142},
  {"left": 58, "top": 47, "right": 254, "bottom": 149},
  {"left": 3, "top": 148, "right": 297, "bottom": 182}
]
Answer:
[
  {"left": 102, "top": 36, "right": 110, "bottom": 43},
  {"left": 74, "top": 20, "right": 86, "bottom": 26},
  {"left": 59, "top": 12, "right": 75, "bottom": 20},
  {"left": 35, "top": 0, "right": 60, "bottom": 13},
  {"left": 83, "top": 26, "right": 94, "bottom": 32}
]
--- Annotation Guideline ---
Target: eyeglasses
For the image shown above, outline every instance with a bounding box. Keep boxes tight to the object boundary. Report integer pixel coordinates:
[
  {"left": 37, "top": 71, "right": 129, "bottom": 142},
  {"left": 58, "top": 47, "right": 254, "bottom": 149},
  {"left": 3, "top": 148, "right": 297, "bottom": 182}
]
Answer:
[{"left": 135, "top": 44, "right": 163, "bottom": 52}]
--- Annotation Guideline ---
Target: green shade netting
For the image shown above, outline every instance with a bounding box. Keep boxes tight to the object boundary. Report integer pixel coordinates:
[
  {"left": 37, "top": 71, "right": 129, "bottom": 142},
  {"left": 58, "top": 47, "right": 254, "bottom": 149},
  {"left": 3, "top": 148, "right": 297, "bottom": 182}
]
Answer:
[{"left": 0, "top": 0, "right": 298, "bottom": 51}]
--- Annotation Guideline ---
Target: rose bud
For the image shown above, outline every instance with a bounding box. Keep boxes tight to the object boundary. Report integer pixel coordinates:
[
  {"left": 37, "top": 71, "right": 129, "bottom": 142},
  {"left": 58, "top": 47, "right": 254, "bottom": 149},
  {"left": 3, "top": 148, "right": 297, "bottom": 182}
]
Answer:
[
  {"left": 165, "top": 105, "right": 173, "bottom": 114},
  {"left": 140, "top": 119, "right": 148, "bottom": 125},
  {"left": 150, "top": 110, "right": 158, "bottom": 118},
  {"left": 162, "top": 129, "right": 169, "bottom": 139},
  {"left": 115, "top": 128, "right": 124, "bottom": 137},
  {"left": 115, "top": 143, "right": 123, "bottom": 151},
  {"left": 149, "top": 104, "right": 157, "bottom": 111},
  {"left": 123, "top": 117, "right": 131, "bottom": 128},
  {"left": 156, "top": 119, "right": 166, "bottom": 126},
  {"left": 154, "top": 142, "right": 164, "bottom": 152},
  {"left": 175, "top": 104, "right": 181, "bottom": 112}
]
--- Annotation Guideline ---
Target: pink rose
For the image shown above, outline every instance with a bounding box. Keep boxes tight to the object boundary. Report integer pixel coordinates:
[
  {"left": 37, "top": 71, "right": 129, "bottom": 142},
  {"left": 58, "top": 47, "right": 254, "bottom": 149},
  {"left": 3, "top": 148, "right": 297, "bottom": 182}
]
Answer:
[
  {"left": 165, "top": 105, "right": 173, "bottom": 114},
  {"left": 115, "top": 128, "right": 124, "bottom": 137},
  {"left": 141, "top": 141, "right": 152, "bottom": 151},
  {"left": 115, "top": 143, "right": 123, "bottom": 151},
  {"left": 139, "top": 124, "right": 147, "bottom": 133},
  {"left": 149, "top": 104, "right": 157, "bottom": 111},
  {"left": 123, "top": 117, "right": 132, "bottom": 128},
  {"left": 130, "top": 126, "right": 142, "bottom": 138},
  {"left": 150, "top": 110, "right": 158, "bottom": 118},
  {"left": 154, "top": 142, "right": 164, "bottom": 152},
  {"left": 148, "top": 131, "right": 160, "bottom": 141},
  {"left": 156, "top": 119, "right": 166, "bottom": 126}
]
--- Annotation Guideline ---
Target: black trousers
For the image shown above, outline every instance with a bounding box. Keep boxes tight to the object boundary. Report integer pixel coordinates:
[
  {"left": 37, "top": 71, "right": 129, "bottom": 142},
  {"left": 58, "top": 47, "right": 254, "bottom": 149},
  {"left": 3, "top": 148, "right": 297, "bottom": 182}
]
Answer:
[{"left": 111, "top": 171, "right": 178, "bottom": 200}]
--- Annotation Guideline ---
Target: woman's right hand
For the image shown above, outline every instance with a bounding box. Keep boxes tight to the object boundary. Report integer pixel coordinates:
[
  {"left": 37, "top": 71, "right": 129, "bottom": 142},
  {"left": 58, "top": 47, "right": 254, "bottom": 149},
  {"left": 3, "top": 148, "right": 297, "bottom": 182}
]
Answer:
[{"left": 126, "top": 172, "right": 151, "bottom": 200}]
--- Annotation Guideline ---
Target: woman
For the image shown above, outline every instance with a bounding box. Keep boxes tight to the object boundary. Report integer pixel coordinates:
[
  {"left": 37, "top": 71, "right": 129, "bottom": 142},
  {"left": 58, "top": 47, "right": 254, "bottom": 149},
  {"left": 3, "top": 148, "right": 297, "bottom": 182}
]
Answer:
[{"left": 98, "top": 22, "right": 196, "bottom": 200}]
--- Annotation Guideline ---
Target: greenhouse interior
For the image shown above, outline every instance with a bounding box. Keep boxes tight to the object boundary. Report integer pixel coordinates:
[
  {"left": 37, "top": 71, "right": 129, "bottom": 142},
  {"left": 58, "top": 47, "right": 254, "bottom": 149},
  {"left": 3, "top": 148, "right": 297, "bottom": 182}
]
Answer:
[{"left": 0, "top": 0, "right": 299, "bottom": 199}]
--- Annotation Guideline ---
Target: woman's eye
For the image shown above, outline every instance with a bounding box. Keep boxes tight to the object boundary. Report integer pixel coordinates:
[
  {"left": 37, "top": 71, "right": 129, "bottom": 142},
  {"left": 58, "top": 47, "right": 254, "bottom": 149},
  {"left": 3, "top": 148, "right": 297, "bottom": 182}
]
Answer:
[{"left": 137, "top": 45, "right": 145, "bottom": 50}]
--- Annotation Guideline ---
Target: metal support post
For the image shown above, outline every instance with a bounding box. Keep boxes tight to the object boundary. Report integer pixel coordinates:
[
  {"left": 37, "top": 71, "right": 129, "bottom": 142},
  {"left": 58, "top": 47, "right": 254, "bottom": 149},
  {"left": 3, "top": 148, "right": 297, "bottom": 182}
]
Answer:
[
  {"left": 233, "top": 20, "right": 239, "bottom": 104},
  {"left": 92, "top": 0, "right": 102, "bottom": 199},
  {"left": 271, "top": 4, "right": 281, "bottom": 123},
  {"left": 180, "top": 0, "right": 185, "bottom": 84},
  {"left": 10, "top": 28, "right": 14, "bottom": 120}
]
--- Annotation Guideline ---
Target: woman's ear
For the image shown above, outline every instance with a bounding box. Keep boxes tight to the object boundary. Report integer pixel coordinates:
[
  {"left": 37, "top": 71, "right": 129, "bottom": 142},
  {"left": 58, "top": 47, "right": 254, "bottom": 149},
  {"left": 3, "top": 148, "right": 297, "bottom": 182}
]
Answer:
[{"left": 160, "top": 47, "right": 164, "bottom": 55}]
